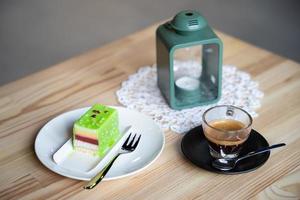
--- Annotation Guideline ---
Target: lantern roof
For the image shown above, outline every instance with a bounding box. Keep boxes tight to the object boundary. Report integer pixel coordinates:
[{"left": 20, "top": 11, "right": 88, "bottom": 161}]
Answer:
[{"left": 170, "top": 10, "right": 207, "bottom": 33}]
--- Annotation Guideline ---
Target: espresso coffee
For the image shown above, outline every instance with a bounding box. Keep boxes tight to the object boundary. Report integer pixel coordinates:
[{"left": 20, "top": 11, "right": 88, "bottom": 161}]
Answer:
[{"left": 204, "top": 119, "right": 249, "bottom": 157}]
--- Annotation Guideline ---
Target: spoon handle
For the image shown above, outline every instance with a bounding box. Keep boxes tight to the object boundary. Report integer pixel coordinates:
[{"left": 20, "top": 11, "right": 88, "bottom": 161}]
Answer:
[{"left": 237, "top": 143, "right": 286, "bottom": 162}]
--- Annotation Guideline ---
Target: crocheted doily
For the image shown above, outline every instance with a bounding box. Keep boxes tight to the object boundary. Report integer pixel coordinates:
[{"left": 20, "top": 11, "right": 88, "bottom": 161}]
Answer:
[{"left": 116, "top": 61, "right": 263, "bottom": 134}]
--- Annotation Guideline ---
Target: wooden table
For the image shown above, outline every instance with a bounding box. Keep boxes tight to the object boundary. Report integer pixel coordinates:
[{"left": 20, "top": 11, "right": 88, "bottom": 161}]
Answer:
[{"left": 1, "top": 24, "right": 300, "bottom": 200}]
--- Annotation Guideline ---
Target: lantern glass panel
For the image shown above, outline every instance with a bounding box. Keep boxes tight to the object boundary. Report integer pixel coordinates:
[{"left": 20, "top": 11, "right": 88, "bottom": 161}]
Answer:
[{"left": 172, "top": 43, "right": 220, "bottom": 107}]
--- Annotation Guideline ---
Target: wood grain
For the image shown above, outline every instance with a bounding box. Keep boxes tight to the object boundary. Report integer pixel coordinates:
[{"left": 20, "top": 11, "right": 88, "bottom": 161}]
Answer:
[
  {"left": 0, "top": 24, "right": 300, "bottom": 200},
  {"left": 255, "top": 167, "right": 300, "bottom": 199}
]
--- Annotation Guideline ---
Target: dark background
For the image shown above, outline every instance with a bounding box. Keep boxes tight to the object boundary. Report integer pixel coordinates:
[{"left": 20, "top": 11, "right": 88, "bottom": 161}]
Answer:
[{"left": 1, "top": 0, "right": 300, "bottom": 85}]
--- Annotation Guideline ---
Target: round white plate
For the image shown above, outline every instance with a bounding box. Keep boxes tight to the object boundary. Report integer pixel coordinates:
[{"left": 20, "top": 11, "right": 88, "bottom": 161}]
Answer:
[{"left": 34, "top": 106, "right": 165, "bottom": 181}]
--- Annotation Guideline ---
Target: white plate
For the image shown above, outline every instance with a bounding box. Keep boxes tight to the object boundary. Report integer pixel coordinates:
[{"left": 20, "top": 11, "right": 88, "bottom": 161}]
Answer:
[{"left": 34, "top": 106, "right": 165, "bottom": 181}]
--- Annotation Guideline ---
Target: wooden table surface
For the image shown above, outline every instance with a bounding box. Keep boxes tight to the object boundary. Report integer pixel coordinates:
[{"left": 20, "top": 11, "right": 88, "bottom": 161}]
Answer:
[{"left": 1, "top": 24, "right": 300, "bottom": 200}]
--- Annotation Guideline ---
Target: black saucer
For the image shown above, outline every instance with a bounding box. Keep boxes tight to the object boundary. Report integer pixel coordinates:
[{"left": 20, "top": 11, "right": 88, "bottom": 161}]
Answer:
[{"left": 181, "top": 125, "right": 270, "bottom": 174}]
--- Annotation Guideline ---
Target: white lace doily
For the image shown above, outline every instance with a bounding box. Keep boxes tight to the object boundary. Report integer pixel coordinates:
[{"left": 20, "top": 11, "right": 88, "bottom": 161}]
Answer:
[{"left": 116, "top": 61, "right": 264, "bottom": 134}]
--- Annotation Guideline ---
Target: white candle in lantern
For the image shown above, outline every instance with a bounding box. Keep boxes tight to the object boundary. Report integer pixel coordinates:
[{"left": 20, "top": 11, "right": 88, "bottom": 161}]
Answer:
[{"left": 175, "top": 76, "right": 200, "bottom": 91}]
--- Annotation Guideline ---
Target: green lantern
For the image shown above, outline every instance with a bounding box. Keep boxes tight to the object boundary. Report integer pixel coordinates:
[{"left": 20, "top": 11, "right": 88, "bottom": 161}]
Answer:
[{"left": 156, "top": 10, "right": 223, "bottom": 110}]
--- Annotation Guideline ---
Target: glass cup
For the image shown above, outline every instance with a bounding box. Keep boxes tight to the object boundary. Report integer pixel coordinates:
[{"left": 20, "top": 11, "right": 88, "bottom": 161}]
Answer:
[{"left": 202, "top": 105, "right": 253, "bottom": 159}]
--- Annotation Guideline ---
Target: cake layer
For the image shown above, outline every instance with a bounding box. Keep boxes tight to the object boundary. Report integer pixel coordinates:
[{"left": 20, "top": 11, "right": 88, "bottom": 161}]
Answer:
[
  {"left": 74, "top": 140, "right": 98, "bottom": 155},
  {"left": 75, "top": 135, "right": 98, "bottom": 145},
  {"left": 74, "top": 131, "right": 97, "bottom": 139}
]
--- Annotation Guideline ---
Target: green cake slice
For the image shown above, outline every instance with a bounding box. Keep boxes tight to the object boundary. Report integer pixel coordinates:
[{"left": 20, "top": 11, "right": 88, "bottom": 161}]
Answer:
[{"left": 73, "top": 104, "right": 120, "bottom": 157}]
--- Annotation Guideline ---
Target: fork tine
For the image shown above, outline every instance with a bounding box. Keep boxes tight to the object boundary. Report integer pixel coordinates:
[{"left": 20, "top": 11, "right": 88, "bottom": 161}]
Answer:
[
  {"left": 132, "top": 135, "right": 141, "bottom": 149},
  {"left": 122, "top": 133, "right": 132, "bottom": 147},
  {"left": 128, "top": 134, "right": 136, "bottom": 147}
]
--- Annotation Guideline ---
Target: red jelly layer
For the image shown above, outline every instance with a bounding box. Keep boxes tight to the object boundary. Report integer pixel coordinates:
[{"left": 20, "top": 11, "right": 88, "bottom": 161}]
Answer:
[{"left": 75, "top": 135, "right": 98, "bottom": 145}]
